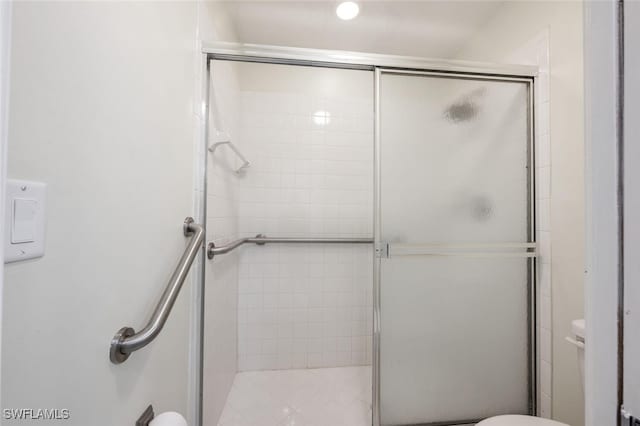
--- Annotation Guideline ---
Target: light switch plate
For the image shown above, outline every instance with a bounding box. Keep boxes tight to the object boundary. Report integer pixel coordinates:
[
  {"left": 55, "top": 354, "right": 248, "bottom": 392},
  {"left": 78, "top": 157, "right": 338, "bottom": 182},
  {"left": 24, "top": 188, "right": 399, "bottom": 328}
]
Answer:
[{"left": 4, "top": 179, "right": 47, "bottom": 263}]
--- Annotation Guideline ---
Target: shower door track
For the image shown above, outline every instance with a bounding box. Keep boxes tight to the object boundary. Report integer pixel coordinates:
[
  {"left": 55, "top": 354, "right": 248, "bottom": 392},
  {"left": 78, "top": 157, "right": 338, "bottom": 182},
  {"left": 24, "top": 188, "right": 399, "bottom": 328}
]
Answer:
[
  {"left": 202, "top": 42, "right": 537, "bottom": 76},
  {"left": 198, "top": 42, "right": 538, "bottom": 426}
]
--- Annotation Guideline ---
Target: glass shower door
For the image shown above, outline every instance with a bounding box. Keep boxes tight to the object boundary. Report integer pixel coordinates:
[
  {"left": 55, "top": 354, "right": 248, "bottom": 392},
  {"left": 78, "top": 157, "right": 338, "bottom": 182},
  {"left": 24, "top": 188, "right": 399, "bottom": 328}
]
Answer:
[{"left": 376, "top": 70, "right": 534, "bottom": 425}]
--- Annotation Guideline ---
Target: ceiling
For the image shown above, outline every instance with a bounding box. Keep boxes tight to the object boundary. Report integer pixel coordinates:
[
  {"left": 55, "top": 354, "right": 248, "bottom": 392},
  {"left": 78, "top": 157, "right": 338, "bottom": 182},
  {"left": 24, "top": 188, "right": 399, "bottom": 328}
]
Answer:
[{"left": 220, "top": 1, "right": 507, "bottom": 59}]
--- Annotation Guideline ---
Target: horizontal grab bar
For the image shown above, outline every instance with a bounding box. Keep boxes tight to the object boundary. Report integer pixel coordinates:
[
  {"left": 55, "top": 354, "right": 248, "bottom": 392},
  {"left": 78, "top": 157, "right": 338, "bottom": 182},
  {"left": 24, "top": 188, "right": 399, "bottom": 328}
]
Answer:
[
  {"left": 207, "top": 234, "right": 374, "bottom": 259},
  {"left": 110, "top": 217, "right": 205, "bottom": 364}
]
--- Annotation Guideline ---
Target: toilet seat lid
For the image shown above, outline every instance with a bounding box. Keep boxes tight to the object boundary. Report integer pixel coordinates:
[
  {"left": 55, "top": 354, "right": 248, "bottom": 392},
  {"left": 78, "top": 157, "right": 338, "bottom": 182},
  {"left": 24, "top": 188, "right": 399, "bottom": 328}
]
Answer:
[{"left": 477, "top": 415, "right": 569, "bottom": 426}]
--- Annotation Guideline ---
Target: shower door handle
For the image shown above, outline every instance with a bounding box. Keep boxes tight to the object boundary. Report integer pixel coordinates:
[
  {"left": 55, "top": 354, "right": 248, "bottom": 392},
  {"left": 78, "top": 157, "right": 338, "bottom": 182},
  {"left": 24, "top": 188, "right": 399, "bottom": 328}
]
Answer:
[{"left": 379, "top": 242, "right": 536, "bottom": 258}]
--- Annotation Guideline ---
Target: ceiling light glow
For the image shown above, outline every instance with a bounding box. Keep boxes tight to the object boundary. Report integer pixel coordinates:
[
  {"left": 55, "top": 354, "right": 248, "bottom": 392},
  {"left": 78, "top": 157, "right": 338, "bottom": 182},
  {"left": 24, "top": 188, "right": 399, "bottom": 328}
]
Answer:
[
  {"left": 336, "top": 1, "right": 359, "bottom": 20},
  {"left": 313, "top": 110, "right": 331, "bottom": 126}
]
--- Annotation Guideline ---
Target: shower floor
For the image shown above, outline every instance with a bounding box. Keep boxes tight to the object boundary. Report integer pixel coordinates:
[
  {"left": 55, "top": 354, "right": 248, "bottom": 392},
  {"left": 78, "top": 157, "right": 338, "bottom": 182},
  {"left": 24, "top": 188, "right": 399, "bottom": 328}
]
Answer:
[{"left": 216, "top": 366, "right": 372, "bottom": 426}]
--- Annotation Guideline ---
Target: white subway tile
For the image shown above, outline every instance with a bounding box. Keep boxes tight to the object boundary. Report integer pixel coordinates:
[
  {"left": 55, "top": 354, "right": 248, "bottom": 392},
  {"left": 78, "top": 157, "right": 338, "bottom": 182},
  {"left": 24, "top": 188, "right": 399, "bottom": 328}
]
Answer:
[
  {"left": 540, "top": 393, "right": 552, "bottom": 418},
  {"left": 537, "top": 166, "right": 551, "bottom": 199},
  {"left": 236, "top": 91, "right": 375, "bottom": 371}
]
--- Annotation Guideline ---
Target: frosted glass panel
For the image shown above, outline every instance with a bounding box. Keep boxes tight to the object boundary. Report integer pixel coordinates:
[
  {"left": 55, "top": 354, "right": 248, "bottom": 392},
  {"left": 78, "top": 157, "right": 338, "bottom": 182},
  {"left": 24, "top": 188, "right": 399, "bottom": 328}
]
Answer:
[
  {"left": 380, "top": 74, "right": 529, "bottom": 245},
  {"left": 378, "top": 72, "right": 531, "bottom": 425}
]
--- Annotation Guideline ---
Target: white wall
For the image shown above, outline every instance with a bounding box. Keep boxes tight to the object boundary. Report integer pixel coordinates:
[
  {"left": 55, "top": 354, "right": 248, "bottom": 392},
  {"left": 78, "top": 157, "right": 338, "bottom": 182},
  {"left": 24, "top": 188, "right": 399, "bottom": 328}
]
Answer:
[
  {"left": 582, "top": 3, "right": 623, "bottom": 425},
  {"left": 0, "top": 0, "right": 12, "bottom": 412},
  {"left": 454, "top": 2, "right": 585, "bottom": 425},
  {"left": 234, "top": 63, "right": 374, "bottom": 371},
  {"left": 2, "top": 2, "right": 224, "bottom": 425}
]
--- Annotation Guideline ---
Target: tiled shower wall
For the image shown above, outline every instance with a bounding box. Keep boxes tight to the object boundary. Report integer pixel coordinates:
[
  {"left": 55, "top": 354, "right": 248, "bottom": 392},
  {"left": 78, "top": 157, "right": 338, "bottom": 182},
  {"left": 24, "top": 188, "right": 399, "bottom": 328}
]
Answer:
[{"left": 234, "top": 63, "right": 374, "bottom": 371}]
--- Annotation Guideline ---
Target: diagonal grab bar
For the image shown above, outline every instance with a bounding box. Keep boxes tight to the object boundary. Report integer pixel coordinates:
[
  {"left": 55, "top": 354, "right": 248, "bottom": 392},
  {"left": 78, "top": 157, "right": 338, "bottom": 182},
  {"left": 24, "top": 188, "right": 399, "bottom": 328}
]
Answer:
[{"left": 110, "top": 217, "right": 205, "bottom": 364}]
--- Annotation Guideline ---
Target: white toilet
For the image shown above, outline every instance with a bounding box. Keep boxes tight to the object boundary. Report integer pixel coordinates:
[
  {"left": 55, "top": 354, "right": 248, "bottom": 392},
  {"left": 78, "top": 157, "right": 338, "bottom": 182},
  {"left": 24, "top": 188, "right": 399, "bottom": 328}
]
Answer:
[
  {"left": 477, "top": 415, "right": 568, "bottom": 426},
  {"left": 477, "top": 319, "right": 585, "bottom": 426}
]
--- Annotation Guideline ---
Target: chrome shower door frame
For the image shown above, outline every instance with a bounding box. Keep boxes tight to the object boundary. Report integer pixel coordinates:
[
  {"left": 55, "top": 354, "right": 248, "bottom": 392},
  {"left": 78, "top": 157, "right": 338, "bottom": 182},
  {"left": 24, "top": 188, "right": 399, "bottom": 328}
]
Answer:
[
  {"left": 199, "top": 42, "right": 537, "bottom": 426},
  {"left": 374, "top": 68, "right": 536, "bottom": 426}
]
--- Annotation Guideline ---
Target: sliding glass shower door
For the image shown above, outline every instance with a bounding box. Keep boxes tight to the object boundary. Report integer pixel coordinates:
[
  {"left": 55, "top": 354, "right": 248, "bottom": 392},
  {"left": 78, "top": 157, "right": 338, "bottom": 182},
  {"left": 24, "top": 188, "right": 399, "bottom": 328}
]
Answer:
[{"left": 376, "top": 70, "right": 534, "bottom": 425}]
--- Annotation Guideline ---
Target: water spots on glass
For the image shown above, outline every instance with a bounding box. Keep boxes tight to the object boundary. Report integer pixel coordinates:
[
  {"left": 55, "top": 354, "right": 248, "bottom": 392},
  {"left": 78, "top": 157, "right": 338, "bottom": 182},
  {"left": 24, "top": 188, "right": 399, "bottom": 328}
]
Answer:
[
  {"left": 444, "top": 100, "right": 478, "bottom": 123},
  {"left": 471, "top": 195, "right": 493, "bottom": 221},
  {"left": 443, "top": 87, "right": 487, "bottom": 123}
]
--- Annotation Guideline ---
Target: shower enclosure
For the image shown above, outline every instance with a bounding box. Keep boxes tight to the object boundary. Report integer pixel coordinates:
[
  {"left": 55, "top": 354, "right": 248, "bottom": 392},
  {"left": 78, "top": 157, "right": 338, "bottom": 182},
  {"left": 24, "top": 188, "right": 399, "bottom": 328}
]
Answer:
[{"left": 201, "top": 44, "right": 536, "bottom": 426}]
